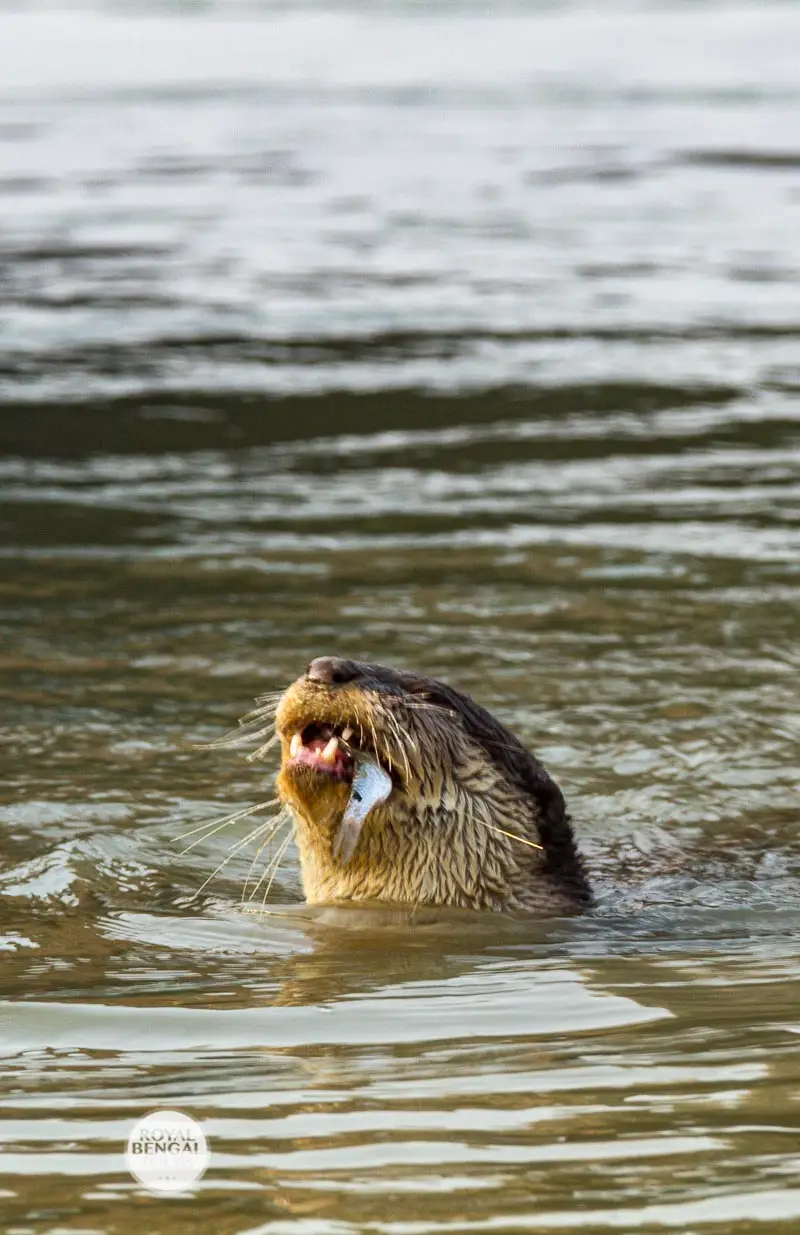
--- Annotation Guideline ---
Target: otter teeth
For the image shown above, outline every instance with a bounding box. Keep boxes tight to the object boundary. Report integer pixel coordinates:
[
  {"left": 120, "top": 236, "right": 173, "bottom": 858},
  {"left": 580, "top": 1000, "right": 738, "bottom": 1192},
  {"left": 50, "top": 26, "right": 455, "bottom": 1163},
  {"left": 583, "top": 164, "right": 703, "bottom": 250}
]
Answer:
[
  {"left": 321, "top": 735, "right": 339, "bottom": 763},
  {"left": 290, "top": 733, "right": 302, "bottom": 758},
  {"left": 341, "top": 726, "right": 355, "bottom": 742}
]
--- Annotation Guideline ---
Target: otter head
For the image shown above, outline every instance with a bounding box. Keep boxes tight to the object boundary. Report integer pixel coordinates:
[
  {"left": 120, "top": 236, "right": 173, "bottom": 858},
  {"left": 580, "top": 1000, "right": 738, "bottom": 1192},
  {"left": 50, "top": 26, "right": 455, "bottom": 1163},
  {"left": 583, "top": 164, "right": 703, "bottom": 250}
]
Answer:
[{"left": 275, "top": 656, "right": 591, "bottom": 913}]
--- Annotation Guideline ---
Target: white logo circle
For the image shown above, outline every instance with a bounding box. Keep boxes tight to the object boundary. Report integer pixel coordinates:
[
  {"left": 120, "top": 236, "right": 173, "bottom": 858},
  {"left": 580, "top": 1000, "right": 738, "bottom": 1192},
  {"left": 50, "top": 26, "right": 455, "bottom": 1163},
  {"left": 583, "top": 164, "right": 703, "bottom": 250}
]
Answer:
[{"left": 125, "top": 1110, "right": 210, "bottom": 1194}]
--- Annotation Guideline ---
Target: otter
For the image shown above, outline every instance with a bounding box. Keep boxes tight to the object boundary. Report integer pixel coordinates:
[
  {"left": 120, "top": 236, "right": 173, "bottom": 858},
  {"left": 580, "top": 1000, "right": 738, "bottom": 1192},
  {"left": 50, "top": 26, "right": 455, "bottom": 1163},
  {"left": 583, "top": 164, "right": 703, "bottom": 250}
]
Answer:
[{"left": 273, "top": 657, "right": 591, "bottom": 914}]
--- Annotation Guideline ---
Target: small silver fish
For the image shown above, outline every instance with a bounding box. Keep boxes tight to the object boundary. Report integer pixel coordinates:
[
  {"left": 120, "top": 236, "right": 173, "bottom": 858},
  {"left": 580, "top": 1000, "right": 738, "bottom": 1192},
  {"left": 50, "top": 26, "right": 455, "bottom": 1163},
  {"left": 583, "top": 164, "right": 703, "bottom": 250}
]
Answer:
[{"left": 333, "top": 756, "right": 393, "bottom": 865}]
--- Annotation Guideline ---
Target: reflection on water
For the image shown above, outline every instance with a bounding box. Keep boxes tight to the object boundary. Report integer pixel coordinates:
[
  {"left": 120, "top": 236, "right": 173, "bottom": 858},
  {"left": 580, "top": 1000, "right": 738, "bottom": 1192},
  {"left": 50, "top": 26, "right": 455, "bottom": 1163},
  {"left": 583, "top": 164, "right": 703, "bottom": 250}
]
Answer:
[{"left": 1, "top": 3, "right": 799, "bottom": 1232}]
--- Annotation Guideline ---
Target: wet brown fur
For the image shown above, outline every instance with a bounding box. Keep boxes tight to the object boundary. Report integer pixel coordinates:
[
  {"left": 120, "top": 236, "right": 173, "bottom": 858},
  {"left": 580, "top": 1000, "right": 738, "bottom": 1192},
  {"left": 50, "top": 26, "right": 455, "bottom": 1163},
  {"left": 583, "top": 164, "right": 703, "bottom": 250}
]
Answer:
[{"left": 275, "top": 659, "right": 592, "bottom": 914}]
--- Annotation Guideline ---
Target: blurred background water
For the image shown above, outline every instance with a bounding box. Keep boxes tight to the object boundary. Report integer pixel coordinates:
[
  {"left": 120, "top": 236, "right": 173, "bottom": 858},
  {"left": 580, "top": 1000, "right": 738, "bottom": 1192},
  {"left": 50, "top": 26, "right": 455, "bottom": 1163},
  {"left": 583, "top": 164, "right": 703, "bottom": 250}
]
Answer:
[{"left": 1, "top": 2, "right": 799, "bottom": 1232}]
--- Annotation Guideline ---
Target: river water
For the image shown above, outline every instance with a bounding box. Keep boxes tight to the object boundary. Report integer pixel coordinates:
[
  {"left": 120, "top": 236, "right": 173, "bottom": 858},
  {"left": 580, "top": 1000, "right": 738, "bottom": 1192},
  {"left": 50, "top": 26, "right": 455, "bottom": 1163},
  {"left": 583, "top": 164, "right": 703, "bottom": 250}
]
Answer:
[{"left": 1, "top": 3, "right": 799, "bottom": 1231}]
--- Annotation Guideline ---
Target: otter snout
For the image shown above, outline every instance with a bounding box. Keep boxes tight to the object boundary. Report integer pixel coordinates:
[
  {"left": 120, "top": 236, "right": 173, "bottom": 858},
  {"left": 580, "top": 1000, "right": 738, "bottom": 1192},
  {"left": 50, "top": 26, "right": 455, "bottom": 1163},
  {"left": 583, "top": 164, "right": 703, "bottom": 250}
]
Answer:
[{"left": 305, "top": 656, "right": 363, "bottom": 686}]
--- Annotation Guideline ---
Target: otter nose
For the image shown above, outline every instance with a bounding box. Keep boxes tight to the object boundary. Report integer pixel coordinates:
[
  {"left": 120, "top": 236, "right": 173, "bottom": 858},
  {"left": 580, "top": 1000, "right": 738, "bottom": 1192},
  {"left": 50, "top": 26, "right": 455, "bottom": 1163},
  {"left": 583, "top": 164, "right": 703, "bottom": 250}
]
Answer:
[{"left": 305, "top": 656, "right": 362, "bottom": 686}]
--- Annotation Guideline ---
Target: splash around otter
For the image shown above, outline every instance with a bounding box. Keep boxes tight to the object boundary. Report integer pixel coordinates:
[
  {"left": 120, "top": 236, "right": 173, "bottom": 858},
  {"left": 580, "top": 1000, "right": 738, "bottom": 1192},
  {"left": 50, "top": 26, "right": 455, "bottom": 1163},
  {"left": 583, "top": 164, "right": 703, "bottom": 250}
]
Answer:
[{"left": 273, "top": 657, "right": 592, "bottom": 914}]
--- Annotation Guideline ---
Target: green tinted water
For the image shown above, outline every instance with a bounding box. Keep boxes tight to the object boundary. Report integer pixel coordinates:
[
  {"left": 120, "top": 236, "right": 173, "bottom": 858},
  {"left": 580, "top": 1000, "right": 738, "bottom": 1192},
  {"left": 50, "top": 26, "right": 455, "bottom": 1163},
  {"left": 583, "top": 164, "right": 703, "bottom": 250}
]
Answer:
[{"left": 1, "top": 5, "right": 799, "bottom": 1232}]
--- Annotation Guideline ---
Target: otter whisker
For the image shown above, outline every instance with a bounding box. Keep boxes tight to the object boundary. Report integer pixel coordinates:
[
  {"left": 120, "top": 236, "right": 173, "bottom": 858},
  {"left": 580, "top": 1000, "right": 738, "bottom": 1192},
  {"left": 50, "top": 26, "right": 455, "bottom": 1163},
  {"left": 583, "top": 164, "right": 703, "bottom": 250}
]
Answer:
[
  {"left": 393, "top": 700, "right": 461, "bottom": 730},
  {"left": 240, "top": 703, "right": 279, "bottom": 720},
  {"left": 245, "top": 731, "right": 281, "bottom": 762},
  {"left": 254, "top": 689, "right": 288, "bottom": 706},
  {"left": 176, "top": 797, "right": 280, "bottom": 850},
  {"left": 243, "top": 831, "right": 291, "bottom": 907},
  {"left": 375, "top": 714, "right": 400, "bottom": 779},
  {"left": 246, "top": 821, "right": 292, "bottom": 904},
  {"left": 480, "top": 822, "right": 543, "bottom": 852},
  {"left": 381, "top": 703, "right": 405, "bottom": 752},
  {"left": 189, "top": 815, "right": 284, "bottom": 900},
  {"left": 194, "top": 712, "right": 278, "bottom": 751},
  {"left": 400, "top": 699, "right": 459, "bottom": 717},
  {"left": 398, "top": 712, "right": 420, "bottom": 756},
  {"left": 193, "top": 729, "right": 271, "bottom": 751},
  {"left": 364, "top": 708, "right": 396, "bottom": 782},
  {"left": 352, "top": 703, "right": 376, "bottom": 767},
  {"left": 181, "top": 814, "right": 273, "bottom": 865},
  {"left": 401, "top": 700, "right": 538, "bottom": 760},
  {"left": 255, "top": 827, "right": 294, "bottom": 907},
  {"left": 246, "top": 707, "right": 279, "bottom": 722},
  {"left": 404, "top": 705, "right": 539, "bottom": 760},
  {"left": 390, "top": 709, "right": 420, "bottom": 754},
  {"left": 382, "top": 707, "right": 413, "bottom": 781},
  {"left": 373, "top": 707, "right": 399, "bottom": 770},
  {"left": 241, "top": 808, "right": 292, "bottom": 902},
  {"left": 244, "top": 700, "right": 284, "bottom": 724}
]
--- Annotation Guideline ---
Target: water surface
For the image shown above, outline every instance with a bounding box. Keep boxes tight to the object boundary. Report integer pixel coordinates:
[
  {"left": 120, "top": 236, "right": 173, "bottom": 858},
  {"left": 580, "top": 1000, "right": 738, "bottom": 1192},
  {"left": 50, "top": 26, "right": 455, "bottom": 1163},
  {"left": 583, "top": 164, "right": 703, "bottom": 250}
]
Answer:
[{"left": 1, "top": 4, "right": 799, "bottom": 1232}]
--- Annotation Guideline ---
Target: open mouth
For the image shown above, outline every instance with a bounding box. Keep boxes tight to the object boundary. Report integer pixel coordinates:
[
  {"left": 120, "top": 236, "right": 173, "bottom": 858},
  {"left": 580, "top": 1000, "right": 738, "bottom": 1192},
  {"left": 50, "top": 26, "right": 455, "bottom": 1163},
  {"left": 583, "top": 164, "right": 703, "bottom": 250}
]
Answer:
[{"left": 286, "top": 721, "right": 361, "bottom": 781}]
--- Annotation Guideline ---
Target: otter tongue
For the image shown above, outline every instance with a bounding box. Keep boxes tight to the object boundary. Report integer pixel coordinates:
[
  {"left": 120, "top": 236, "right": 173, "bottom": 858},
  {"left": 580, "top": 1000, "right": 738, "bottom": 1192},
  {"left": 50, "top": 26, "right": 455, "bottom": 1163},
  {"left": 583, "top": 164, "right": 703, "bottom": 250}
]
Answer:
[{"left": 333, "top": 757, "right": 392, "bottom": 865}]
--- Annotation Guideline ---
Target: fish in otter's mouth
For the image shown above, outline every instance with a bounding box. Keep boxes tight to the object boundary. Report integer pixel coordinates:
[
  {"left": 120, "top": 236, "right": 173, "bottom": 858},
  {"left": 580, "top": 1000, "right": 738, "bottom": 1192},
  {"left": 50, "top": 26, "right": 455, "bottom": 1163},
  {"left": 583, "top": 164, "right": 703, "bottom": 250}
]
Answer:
[{"left": 268, "top": 656, "right": 592, "bottom": 914}]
